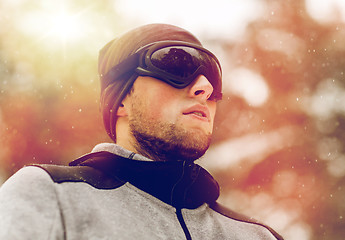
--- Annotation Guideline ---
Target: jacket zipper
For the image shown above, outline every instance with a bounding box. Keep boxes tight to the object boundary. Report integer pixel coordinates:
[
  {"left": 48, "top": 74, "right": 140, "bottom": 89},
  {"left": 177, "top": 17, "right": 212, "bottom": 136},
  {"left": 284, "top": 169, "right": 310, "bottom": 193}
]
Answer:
[{"left": 176, "top": 208, "right": 192, "bottom": 240}]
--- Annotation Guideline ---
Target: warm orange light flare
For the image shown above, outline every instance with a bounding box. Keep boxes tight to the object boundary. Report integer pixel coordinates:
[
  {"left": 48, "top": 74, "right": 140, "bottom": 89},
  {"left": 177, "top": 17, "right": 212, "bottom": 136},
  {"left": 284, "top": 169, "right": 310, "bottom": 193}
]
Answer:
[
  {"left": 18, "top": 5, "right": 87, "bottom": 44},
  {"left": 49, "top": 11, "right": 84, "bottom": 42}
]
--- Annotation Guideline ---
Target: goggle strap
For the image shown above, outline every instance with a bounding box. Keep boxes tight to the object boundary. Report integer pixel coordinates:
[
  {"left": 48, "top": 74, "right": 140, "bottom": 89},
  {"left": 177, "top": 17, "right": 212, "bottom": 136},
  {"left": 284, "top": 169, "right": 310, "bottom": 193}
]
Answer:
[
  {"left": 101, "top": 53, "right": 139, "bottom": 90},
  {"left": 108, "top": 73, "right": 138, "bottom": 138}
]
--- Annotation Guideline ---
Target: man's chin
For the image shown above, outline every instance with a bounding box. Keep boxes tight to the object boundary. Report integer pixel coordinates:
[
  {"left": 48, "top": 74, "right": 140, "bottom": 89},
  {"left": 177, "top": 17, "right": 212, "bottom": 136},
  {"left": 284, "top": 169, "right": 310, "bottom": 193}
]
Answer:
[
  {"left": 175, "top": 145, "right": 208, "bottom": 162},
  {"left": 132, "top": 129, "right": 211, "bottom": 162},
  {"left": 178, "top": 133, "right": 211, "bottom": 161}
]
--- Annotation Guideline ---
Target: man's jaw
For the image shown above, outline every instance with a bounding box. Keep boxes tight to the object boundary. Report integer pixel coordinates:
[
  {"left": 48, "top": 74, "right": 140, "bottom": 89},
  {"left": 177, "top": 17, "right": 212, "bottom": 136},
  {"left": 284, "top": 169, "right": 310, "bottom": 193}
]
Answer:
[{"left": 130, "top": 126, "right": 211, "bottom": 162}]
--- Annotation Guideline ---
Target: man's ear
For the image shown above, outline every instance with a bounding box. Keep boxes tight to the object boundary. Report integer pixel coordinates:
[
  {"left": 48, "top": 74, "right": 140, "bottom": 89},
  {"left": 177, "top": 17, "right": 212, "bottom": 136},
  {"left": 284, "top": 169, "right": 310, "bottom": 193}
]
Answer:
[{"left": 116, "top": 103, "right": 128, "bottom": 117}]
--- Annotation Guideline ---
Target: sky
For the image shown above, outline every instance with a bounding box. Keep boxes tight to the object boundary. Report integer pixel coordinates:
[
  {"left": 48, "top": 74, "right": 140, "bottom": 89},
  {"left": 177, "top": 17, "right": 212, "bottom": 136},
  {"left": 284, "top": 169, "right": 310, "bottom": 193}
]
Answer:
[
  {"left": 115, "top": 0, "right": 265, "bottom": 41},
  {"left": 115, "top": 0, "right": 345, "bottom": 38},
  {"left": 3, "top": 0, "right": 345, "bottom": 44}
]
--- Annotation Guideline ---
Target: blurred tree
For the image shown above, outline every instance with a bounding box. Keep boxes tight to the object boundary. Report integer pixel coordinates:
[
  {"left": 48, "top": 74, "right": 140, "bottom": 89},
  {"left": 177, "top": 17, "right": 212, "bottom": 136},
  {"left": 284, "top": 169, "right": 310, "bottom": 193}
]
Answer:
[
  {"left": 209, "top": 0, "right": 345, "bottom": 239},
  {"left": 0, "top": 0, "right": 121, "bottom": 177}
]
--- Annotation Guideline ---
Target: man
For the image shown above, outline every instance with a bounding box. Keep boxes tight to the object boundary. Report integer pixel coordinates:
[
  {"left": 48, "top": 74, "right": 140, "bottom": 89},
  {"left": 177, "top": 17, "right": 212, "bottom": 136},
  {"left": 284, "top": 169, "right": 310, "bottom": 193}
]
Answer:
[{"left": 0, "top": 24, "right": 283, "bottom": 239}]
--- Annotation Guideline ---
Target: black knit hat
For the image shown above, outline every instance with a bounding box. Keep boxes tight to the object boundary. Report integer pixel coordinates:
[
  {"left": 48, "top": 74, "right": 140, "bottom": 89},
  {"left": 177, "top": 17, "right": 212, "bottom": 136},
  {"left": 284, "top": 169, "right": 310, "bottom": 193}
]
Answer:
[{"left": 98, "top": 23, "right": 202, "bottom": 142}]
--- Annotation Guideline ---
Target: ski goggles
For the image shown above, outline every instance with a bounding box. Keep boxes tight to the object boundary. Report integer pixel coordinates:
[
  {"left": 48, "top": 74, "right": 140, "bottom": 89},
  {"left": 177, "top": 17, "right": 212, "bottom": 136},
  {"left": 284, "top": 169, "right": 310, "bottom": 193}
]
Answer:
[{"left": 102, "top": 41, "right": 223, "bottom": 101}]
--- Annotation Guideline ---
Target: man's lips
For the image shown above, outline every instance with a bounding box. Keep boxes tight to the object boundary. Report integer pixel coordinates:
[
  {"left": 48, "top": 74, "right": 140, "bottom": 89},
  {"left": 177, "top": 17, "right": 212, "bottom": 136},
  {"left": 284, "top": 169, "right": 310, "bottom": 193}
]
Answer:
[{"left": 182, "top": 104, "right": 210, "bottom": 122}]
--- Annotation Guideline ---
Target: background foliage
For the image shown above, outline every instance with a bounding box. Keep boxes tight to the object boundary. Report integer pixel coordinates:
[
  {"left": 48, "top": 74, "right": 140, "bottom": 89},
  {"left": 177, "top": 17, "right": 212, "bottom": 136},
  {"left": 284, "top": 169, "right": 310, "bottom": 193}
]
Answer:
[{"left": 1, "top": 0, "right": 345, "bottom": 239}]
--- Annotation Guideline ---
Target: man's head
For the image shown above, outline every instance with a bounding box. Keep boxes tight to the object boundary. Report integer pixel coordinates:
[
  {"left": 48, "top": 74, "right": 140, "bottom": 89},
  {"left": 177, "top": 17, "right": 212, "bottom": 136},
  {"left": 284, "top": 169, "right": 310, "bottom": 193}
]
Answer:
[{"left": 98, "top": 24, "right": 222, "bottom": 161}]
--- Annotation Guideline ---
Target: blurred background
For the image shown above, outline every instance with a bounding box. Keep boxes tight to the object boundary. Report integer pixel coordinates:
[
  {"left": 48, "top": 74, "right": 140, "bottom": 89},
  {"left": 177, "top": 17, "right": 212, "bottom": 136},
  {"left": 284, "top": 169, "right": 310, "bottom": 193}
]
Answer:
[{"left": 1, "top": 0, "right": 345, "bottom": 239}]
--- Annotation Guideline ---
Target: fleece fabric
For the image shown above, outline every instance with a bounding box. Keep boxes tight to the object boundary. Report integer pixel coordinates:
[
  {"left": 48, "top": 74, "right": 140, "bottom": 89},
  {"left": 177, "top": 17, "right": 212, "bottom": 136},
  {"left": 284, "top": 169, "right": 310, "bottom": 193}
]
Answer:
[{"left": 0, "top": 143, "right": 283, "bottom": 240}]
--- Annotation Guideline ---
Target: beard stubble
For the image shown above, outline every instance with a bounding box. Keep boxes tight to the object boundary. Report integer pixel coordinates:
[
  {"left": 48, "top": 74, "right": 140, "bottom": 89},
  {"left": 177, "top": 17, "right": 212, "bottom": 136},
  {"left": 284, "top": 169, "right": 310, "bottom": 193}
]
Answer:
[{"left": 128, "top": 97, "right": 212, "bottom": 162}]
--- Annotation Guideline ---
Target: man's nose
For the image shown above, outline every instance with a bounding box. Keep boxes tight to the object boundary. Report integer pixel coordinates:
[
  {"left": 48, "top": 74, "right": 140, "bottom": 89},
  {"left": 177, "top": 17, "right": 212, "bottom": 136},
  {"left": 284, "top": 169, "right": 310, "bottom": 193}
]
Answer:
[{"left": 188, "top": 75, "right": 214, "bottom": 102}]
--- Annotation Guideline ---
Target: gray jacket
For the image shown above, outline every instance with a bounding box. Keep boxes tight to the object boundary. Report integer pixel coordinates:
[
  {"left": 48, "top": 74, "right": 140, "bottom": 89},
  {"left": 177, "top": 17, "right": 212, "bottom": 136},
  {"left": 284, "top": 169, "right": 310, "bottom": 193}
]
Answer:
[{"left": 0, "top": 143, "right": 283, "bottom": 240}]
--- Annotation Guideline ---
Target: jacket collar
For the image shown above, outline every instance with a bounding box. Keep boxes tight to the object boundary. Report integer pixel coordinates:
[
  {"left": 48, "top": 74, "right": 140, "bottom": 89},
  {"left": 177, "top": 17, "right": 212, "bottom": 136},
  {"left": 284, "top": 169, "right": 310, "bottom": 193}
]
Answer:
[{"left": 70, "top": 148, "right": 220, "bottom": 209}]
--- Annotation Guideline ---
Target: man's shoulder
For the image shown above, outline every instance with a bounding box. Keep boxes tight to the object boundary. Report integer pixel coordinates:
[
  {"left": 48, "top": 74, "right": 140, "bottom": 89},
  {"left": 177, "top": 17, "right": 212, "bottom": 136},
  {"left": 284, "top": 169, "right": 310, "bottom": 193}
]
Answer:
[
  {"left": 209, "top": 202, "right": 284, "bottom": 240},
  {"left": 33, "top": 164, "right": 124, "bottom": 189},
  {"left": 1, "top": 166, "right": 52, "bottom": 192}
]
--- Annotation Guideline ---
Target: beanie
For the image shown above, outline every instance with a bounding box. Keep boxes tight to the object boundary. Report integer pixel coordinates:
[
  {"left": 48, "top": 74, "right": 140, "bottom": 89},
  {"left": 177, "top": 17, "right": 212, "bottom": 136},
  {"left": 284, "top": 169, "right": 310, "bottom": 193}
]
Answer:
[{"left": 98, "top": 23, "right": 202, "bottom": 142}]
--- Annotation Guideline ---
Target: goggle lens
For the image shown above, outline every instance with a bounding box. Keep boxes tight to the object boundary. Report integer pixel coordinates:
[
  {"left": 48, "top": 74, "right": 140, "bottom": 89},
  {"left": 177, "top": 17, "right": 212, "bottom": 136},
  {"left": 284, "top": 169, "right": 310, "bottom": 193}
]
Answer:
[
  {"left": 152, "top": 47, "right": 202, "bottom": 78},
  {"left": 149, "top": 46, "right": 222, "bottom": 95}
]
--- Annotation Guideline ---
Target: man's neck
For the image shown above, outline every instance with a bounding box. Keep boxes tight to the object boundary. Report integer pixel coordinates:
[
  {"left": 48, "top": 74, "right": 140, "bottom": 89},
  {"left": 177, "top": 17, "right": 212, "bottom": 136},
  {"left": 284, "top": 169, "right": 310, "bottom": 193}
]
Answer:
[{"left": 91, "top": 142, "right": 153, "bottom": 162}]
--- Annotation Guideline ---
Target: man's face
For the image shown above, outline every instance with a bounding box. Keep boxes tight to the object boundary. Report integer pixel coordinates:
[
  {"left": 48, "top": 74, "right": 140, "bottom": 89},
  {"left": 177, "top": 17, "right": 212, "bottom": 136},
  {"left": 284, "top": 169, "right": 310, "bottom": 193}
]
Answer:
[{"left": 122, "top": 75, "right": 217, "bottom": 161}]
